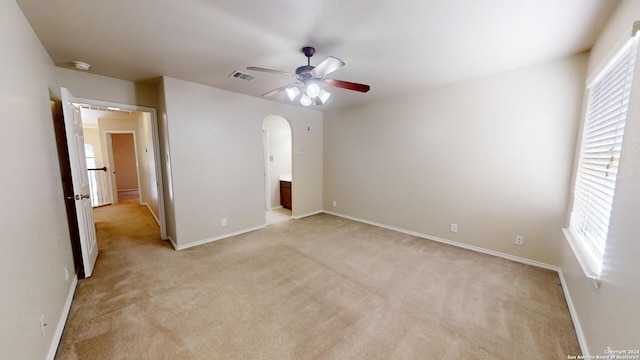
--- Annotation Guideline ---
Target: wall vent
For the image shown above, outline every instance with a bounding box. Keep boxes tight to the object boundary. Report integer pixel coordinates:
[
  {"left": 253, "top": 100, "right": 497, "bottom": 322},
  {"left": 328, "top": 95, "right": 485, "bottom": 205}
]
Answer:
[{"left": 229, "top": 70, "right": 256, "bottom": 82}]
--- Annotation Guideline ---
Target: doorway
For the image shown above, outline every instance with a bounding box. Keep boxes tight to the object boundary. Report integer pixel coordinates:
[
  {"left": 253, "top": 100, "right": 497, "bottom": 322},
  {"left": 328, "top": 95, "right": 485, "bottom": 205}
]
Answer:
[
  {"left": 79, "top": 104, "right": 164, "bottom": 231},
  {"left": 55, "top": 90, "right": 167, "bottom": 278},
  {"left": 262, "top": 115, "right": 292, "bottom": 225},
  {"left": 107, "top": 132, "right": 140, "bottom": 204}
]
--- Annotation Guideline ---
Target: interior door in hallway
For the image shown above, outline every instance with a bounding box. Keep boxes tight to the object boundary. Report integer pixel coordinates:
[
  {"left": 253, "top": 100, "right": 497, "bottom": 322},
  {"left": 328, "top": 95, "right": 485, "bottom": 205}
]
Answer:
[
  {"left": 61, "top": 88, "right": 98, "bottom": 277},
  {"left": 111, "top": 133, "right": 139, "bottom": 199}
]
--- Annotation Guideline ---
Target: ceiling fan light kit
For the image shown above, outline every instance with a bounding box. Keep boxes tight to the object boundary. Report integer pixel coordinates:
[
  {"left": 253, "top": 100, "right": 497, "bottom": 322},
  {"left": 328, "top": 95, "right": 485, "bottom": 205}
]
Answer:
[
  {"left": 247, "top": 46, "right": 370, "bottom": 107},
  {"left": 285, "top": 86, "right": 300, "bottom": 101}
]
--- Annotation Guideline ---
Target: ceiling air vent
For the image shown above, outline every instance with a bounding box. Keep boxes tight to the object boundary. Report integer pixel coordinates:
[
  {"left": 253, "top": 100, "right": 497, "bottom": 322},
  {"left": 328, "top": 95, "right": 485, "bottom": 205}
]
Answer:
[{"left": 229, "top": 70, "right": 256, "bottom": 82}]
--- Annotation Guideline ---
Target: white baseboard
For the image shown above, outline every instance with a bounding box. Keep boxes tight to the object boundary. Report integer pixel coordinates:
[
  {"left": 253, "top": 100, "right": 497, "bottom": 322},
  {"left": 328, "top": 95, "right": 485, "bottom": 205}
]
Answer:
[
  {"left": 557, "top": 269, "right": 588, "bottom": 356},
  {"left": 292, "top": 210, "right": 323, "bottom": 220},
  {"left": 172, "top": 225, "right": 266, "bottom": 250},
  {"left": 142, "top": 203, "right": 161, "bottom": 226},
  {"left": 46, "top": 275, "right": 78, "bottom": 360},
  {"left": 167, "top": 236, "right": 178, "bottom": 250},
  {"left": 322, "top": 211, "right": 558, "bottom": 271}
]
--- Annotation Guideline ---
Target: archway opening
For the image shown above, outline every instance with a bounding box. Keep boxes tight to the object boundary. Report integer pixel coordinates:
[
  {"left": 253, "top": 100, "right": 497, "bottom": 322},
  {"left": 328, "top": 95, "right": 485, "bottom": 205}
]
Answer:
[{"left": 262, "top": 115, "right": 292, "bottom": 225}]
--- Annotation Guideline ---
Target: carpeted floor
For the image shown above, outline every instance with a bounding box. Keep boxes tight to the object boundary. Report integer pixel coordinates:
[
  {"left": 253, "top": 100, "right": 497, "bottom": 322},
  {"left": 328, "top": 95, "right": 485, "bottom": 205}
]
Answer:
[{"left": 55, "top": 195, "right": 580, "bottom": 359}]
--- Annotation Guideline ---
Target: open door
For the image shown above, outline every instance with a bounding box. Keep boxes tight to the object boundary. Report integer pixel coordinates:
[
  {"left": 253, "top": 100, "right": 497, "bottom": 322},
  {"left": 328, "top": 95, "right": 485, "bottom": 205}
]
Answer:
[{"left": 61, "top": 88, "right": 98, "bottom": 277}]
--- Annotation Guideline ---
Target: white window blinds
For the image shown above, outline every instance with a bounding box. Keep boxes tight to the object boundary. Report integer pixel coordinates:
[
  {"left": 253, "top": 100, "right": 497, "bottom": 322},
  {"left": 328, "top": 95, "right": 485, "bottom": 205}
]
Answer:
[{"left": 567, "top": 34, "right": 639, "bottom": 277}]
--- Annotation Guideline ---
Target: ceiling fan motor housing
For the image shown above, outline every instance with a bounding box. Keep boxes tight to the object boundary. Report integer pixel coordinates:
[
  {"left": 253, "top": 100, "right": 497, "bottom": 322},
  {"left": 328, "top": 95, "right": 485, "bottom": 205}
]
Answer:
[
  {"left": 302, "top": 46, "right": 315, "bottom": 58},
  {"left": 296, "top": 65, "right": 315, "bottom": 79}
]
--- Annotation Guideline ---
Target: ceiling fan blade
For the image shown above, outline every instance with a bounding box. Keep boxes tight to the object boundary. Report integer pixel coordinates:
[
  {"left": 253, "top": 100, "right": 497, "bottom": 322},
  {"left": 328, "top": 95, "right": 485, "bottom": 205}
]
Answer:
[
  {"left": 311, "top": 56, "right": 345, "bottom": 78},
  {"left": 323, "top": 78, "right": 370, "bottom": 93},
  {"left": 247, "top": 66, "right": 295, "bottom": 77},
  {"left": 261, "top": 86, "right": 289, "bottom": 98}
]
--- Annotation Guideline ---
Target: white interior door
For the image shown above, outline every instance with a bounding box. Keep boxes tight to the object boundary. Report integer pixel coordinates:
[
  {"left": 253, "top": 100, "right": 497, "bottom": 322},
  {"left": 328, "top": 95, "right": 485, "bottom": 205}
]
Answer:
[{"left": 61, "top": 88, "right": 99, "bottom": 277}]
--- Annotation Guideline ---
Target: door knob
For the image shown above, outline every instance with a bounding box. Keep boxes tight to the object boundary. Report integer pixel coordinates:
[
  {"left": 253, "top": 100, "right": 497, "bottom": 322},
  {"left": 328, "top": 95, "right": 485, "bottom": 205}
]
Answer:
[{"left": 81, "top": 194, "right": 91, "bottom": 199}]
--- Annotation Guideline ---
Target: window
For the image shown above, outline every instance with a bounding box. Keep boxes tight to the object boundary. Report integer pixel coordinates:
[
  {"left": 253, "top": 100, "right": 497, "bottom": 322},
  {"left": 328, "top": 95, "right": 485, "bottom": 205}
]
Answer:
[{"left": 564, "top": 34, "right": 639, "bottom": 278}]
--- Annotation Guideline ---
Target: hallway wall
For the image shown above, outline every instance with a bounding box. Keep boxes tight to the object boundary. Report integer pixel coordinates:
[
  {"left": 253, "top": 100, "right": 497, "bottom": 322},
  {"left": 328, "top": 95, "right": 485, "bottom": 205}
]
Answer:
[{"left": 0, "top": 2, "right": 76, "bottom": 359}]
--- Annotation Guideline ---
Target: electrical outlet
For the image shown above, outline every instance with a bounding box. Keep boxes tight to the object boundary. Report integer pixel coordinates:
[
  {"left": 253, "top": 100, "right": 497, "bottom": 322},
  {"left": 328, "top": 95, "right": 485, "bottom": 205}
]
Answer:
[
  {"left": 515, "top": 235, "right": 524, "bottom": 246},
  {"left": 221, "top": 218, "right": 227, "bottom": 226},
  {"left": 332, "top": 200, "right": 337, "bottom": 207},
  {"left": 64, "top": 265, "right": 69, "bottom": 281},
  {"left": 450, "top": 223, "right": 458, "bottom": 233},
  {"left": 40, "top": 315, "right": 47, "bottom": 337}
]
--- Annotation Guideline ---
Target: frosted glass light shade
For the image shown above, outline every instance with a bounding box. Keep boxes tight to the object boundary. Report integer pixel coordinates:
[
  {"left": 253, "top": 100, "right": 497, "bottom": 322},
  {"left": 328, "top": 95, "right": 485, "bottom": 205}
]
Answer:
[
  {"left": 306, "top": 83, "right": 321, "bottom": 98},
  {"left": 318, "top": 89, "right": 331, "bottom": 104},
  {"left": 285, "top": 87, "right": 300, "bottom": 101},
  {"left": 300, "top": 94, "right": 313, "bottom": 106}
]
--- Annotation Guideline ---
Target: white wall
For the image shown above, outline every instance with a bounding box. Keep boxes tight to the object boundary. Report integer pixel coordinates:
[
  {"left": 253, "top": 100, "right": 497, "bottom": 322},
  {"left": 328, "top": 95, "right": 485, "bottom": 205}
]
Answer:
[
  {"left": 560, "top": 0, "right": 640, "bottom": 355},
  {"left": 324, "top": 53, "right": 587, "bottom": 266},
  {"left": 139, "top": 112, "right": 159, "bottom": 218},
  {"left": 163, "top": 76, "right": 322, "bottom": 247},
  {"left": 263, "top": 115, "right": 292, "bottom": 209},
  {"left": 0, "top": 2, "right": 76, "bottom": 359}
]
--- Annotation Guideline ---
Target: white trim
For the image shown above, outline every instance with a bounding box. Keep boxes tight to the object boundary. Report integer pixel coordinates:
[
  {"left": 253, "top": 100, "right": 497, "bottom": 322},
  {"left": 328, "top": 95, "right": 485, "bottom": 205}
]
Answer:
[
  {"left": 558, "top": 269, "right": 589, "bottom": 356},
  {"left": 172, "top": 225, "right": 266, "bottom": 250},
  {"left": 46, "top": 276, "right": 78, "bottom": 360},
  {"left": 323, "top": 210, "right": 558, "bottom": 271},
  {"left": 73, "top": 96, "right": 167, "bottom": 240},
  {"left": 562, "top": 228, "right": 600, "bottom": 279},
  {"left": 105, "top": 130, "right": 142, "bottom": 205},
  {"left": 292, "top": 210, "right": 323, "bottom": 220},
  {"left": 167, "top": 236, "right": 178, "bottom": 249},
  {"left": 143, "top": 203, "right": 161, "bottom": 226}
]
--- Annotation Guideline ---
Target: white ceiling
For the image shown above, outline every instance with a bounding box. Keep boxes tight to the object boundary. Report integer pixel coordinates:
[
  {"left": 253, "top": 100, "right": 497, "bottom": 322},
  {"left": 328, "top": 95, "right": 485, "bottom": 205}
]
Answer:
[{"left": 17, "top": 0, "right": 618, "bottom": 111}]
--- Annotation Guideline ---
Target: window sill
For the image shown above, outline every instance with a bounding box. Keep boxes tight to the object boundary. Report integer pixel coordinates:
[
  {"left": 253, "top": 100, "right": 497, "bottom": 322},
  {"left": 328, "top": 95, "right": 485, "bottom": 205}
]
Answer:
[{"left": 562, "top": 228, "right": 601, "bottom": 280}]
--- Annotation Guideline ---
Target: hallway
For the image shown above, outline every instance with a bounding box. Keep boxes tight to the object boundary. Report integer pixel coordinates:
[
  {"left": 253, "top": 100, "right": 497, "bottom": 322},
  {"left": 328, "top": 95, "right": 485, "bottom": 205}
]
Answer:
[{"left": 94, "top": 191, "right": 162, "bottom": 252}]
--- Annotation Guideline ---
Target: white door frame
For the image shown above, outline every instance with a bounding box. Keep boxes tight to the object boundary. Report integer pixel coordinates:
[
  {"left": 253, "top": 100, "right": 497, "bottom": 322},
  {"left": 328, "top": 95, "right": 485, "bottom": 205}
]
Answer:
[
  {"left": 73, "top": 96, "right": 167, "bottom": 240},
  {"left": 262, "top": 128, "right": 270, "bottom": 210},
  {"left": 105, "top": 131, "right": 142, "bottom": 205}
]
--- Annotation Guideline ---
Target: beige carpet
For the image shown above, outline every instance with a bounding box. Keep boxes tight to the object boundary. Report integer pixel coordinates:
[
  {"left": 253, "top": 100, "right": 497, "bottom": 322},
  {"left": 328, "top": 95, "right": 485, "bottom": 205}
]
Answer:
[{"left": 55, "top": 196, "right": 580, "bottom": 359}]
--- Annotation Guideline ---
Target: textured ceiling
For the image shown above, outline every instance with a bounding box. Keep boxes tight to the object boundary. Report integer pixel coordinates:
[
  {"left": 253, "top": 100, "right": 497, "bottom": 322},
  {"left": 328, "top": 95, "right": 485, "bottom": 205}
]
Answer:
[{"left": 18, "top": 0, "right": 618, "bottom": 111}]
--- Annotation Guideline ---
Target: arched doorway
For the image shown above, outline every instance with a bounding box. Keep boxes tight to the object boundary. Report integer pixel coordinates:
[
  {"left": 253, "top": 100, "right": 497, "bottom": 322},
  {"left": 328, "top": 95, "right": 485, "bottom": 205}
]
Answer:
[{"left": 262, "top": 115, "right": 292, "bottom": 225}]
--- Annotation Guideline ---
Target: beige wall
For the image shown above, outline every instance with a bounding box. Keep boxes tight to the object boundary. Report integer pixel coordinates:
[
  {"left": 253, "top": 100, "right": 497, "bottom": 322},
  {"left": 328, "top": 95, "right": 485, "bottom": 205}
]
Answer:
[
  {"left": 163, "top": 76, "right": 322, "bottom": 247},
  {"left": 139, "top": 112, "right": 159, "bottom": 218},
  {"left": 324, "top": 53, "right": 587, "bottom": 266},
  {"left": 56, "top": 67, "right": 138, "bottom": 106},
  {"left": 559, "top": 0, "right": 640, "bottom": 355},
  {"left": 0, "top": 2, "right": 76, "bottom": 359}
]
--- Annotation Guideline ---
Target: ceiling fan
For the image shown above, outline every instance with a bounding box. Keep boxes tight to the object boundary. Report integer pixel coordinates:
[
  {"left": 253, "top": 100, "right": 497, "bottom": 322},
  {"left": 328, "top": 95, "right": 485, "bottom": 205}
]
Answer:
[{"left": 247, "top": 46, "right": 370, "bottom": 106}]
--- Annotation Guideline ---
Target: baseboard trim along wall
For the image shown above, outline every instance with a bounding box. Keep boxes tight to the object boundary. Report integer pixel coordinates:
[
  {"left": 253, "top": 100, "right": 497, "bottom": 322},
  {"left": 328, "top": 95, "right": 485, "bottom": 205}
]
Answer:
[
  {"left": 557, "top": 270, "right": 589, "bottom": 356},
  {"left": 170, "top": 225, "right": 267, "bottom": 251},
  {"left": 143, "top": 203, "right": 161, "bottom": 226},
  {"left": 47, "top": 275, "right": 78, "bottom": 360},
  {"left": 322, "top": 210, "right": 591, "bottom": 353},
  {"left": 323, "top": 211, "right": 557, "bottom": 271},
  {"left": 292, "top": 210, "right": 323, "bottom": 220}
]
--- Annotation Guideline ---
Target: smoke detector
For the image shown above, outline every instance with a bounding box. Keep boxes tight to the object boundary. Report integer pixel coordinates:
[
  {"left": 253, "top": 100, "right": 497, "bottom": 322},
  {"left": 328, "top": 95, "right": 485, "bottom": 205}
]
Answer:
[{"left": 72, "top": 61, "right": 91, "bottom": 71}]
